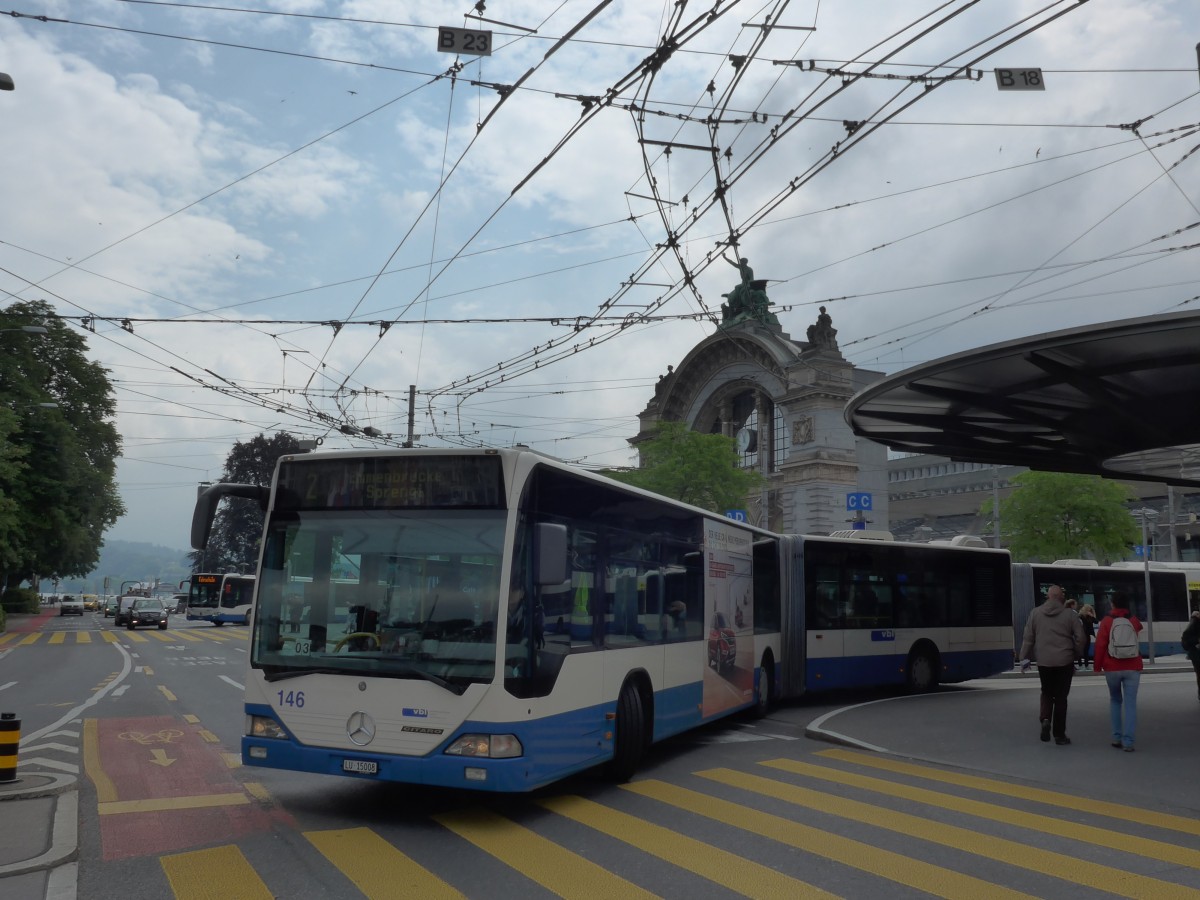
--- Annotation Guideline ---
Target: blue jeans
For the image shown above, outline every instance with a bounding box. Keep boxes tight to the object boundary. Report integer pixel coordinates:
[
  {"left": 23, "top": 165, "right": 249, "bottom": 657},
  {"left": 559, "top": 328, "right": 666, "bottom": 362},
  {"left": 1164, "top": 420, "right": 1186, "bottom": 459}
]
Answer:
[{"left": 1105, "top": 670, "right": 1140, "bottom": 748}]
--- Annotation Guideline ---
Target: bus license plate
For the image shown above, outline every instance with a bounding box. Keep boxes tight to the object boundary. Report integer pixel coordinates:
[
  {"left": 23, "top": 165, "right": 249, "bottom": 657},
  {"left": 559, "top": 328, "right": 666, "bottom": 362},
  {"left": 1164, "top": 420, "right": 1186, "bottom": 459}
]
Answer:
[{"left": 342, "top": 759, "right": 378, "bottom": 775}]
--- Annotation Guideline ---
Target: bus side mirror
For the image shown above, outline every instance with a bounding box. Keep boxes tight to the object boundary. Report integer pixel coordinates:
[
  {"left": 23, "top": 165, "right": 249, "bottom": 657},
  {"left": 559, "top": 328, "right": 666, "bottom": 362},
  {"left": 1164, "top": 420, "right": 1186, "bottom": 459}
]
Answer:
[{"left": 534, "top": 523, "right": 569, "bottom": 586}]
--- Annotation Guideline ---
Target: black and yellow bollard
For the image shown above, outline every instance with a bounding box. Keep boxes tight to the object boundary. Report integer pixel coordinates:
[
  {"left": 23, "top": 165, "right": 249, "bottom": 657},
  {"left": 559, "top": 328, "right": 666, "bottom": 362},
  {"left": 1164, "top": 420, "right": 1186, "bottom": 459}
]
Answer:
[{"left": 0, "top": 712, "right": 19, "bottom": 783}]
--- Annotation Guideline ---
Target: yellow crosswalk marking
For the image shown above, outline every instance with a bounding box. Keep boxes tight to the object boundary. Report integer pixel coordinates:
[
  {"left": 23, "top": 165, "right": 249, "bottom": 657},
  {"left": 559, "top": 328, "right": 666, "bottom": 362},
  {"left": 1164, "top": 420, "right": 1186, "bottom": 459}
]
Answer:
[
  {"left": 77, "top": 631, "right": 92, "bottom": 643},
  {"left": 124, "top": 631, "right": 149, "bottom": 643},
  {"left": 162, "top": 844, "right": 273, "bottom": 900},
  {"left": 100, "top": 631, "right": 119, "bottom": 643},
  {"left": 166, "top": 630, "right": 203, "bottom": 642},
  {"left": 701, "top": 767, "right": 1196, "bottom": 900},
  {"left": 147, "top": 630, "right": 176, "bottom": 641},
  {"left": 18, "top": 633, "right": 41, "bottom": 645},
  {"left": 306, "top": 827, "right": 465, "bottom": 900},
  {"left": 624, "top": 779, "right": 1031, "bottom": 900},
  {"left": 0, "top": 632, "right": 18, "bottom": 644},
  {"left": 765, "top": 757, "right": 1200, "bottom": 870},
  {"left": 539, "top": 794, "right": 839, "bottom": 899},
  {"left": 49, "top": 632, "right": 66, "bottom": 644},
  {"left": 817, "top": 747, "right": 1200, "bottom": 837},
  {"left": 436, "top": 807, "right": 657, "bottom": 900}
]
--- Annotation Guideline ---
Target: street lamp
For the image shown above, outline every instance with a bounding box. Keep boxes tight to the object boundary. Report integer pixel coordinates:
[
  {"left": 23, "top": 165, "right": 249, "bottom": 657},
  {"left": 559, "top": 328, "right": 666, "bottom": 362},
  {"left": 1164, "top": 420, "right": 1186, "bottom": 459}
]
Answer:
[{"left": 1134, "top": 508, "right": 1159, "bottom": 663}]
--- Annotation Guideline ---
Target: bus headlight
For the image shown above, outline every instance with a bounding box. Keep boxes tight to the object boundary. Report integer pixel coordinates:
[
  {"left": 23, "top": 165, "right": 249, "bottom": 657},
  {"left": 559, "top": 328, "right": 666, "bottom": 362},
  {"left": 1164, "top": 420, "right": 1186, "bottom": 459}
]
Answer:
[
  {"left": 444, "top": 733, "right": 522, "bottom": 758},
  {"left": 247, "top": 715, "right": 287, "bottom": 739}
]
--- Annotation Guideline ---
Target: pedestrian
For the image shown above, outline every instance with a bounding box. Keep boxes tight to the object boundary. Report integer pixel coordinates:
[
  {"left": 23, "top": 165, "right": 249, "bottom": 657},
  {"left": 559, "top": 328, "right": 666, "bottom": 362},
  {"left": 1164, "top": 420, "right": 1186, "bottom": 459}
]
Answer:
[
  {"left": 1019, "top": 584, "right": 1086, "bottom": 745},
  {"left": 1181, "top": 609, "right": 1200, "bottom": 703},
  {"left": 1093, "top": 591, "right": 1143, "bottom": 752},
  {"left": 1078, "top": 603, "right": 1097, "bottom": 668}
]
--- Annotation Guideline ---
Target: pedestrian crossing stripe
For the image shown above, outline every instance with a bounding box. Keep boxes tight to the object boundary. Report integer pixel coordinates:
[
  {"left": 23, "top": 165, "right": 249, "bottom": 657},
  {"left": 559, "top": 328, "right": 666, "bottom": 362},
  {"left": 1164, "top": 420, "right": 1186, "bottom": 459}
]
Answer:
[
  {"left": 623, "top": 779, "right": 1030, "bottom": 900},
  {"left": 304, "top": 827, "right": 465, "bottom": 900},
  {"left": 538, "top": 793, "right": 838, "bottom": 899},
  {"left": 161, "top": 845, "right": 272, "bottom": 900},
  {"left": 0, "top": 629, "right": 247, "bottom": 646},
  {"left": 435, "top": 807, "right": 657, "bottom": 900},
  {"left": 702, "top": 766, "right": 1197, "bottom": 900},
  {"left": 816, "top": 747, "right": 1200, "bottom": 837},
  {"left": 768, "top": 755, "right": 1200, "bottom": 868}
]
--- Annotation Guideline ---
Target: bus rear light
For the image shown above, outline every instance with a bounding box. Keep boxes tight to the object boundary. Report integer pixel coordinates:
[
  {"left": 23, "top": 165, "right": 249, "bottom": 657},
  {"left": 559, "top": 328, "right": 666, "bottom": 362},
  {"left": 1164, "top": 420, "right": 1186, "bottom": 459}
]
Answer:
[
  {"left": 248, "top": 715, "right": 287, "bottom": 739},
  {"left": 444, "top": 733, "right": 523, "bottom": 758},
  {"left": 248, "top": 746, "right": 268, "bottom": 760}
]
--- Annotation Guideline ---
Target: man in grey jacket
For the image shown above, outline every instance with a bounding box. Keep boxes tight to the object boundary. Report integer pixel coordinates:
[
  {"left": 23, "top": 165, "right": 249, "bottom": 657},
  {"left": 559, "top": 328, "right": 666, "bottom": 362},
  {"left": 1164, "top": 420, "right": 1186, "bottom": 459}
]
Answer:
[{"left": 1019, "top": 584, "right": 1086, "bottom": 745}]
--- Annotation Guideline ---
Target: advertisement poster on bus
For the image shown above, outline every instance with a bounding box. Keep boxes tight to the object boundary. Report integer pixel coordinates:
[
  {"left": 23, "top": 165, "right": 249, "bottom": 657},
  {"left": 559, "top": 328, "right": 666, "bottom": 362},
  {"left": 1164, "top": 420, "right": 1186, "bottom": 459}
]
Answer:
[{"left": 702, "top": 519, "right": 754, "bottom": 717}]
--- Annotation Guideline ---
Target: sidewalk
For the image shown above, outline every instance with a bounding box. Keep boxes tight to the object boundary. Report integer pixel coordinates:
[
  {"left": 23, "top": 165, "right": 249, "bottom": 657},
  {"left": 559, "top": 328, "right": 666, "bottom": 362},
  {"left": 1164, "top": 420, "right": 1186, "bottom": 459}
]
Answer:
[{"left": 0, "top": 771, "right": 78, "bottom": 900}]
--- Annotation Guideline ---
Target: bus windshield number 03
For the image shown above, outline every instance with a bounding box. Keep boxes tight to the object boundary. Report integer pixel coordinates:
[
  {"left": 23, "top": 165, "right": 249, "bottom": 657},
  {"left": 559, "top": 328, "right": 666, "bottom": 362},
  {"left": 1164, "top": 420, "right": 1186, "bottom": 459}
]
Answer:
[
  {"left": 437, "top": 26, "right": 491, "bottom": 57},
  {"left": 196, "top": 448, "right": 1015, "bottom": 794}
]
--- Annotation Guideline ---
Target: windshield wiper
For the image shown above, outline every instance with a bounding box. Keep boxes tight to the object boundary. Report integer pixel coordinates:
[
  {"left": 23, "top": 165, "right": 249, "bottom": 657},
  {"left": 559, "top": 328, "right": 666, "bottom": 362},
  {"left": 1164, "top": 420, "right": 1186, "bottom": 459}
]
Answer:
[{"left": 261, "top": 666, "right": 344, "bottom": 683}]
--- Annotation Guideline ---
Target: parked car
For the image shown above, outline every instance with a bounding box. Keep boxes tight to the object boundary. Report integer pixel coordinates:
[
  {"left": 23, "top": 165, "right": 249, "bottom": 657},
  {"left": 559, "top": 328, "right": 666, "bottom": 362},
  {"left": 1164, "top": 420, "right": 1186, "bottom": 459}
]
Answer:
[
  {"left": 59, "top": 596, "right": 85, "bottom": 616},
  {"left": 126, "top": 598, "right": 168, "bottom": 630}
]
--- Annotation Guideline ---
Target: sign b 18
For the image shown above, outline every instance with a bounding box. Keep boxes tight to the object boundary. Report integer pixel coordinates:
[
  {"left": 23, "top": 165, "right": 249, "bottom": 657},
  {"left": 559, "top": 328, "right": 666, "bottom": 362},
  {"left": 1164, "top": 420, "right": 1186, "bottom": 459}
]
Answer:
[{"left": 994, "top": 68, "right": 1045, "bottom": 91}]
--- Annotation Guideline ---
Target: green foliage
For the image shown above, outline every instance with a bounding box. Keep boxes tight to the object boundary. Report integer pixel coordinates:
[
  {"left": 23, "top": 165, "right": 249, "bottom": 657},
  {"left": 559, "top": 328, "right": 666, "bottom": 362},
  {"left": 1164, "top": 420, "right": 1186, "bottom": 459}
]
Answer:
[
  {"left": 1, "top": 587, "right": 41, "bottom": 614},
  {"left": 191, "top": 432, "right": 302, "bottom": 573},
  {"left": 980, "top": 471, "right": 1139, "bottom": 563},
  {"left": 608, "top": 421, "right": 764, "bottom": 514},
  {"left": 0, "top": 301, "right": 124, "bottom": 588}
]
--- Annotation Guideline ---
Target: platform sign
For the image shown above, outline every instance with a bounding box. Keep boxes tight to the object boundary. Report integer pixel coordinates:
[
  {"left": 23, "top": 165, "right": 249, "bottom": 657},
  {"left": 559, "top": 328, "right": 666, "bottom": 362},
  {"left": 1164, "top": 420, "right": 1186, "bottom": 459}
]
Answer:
[
  {"left": 994, "top": 68, "right": 1045, "bottom": 91},
  {"left": 846, "top": 492, "right": 872, "bottom": 511},
  {"left": 725, "top": 509, "right": 748, "bottom": 522},
  {"left": 437, "top": 26, "right": 493, "bottom": 57}
]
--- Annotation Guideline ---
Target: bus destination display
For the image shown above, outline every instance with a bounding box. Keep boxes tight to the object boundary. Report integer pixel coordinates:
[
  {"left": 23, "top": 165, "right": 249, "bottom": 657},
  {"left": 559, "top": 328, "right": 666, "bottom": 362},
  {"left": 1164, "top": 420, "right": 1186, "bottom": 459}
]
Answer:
[{"left": 277, "top": 456, "right": 505, "bottom": 510}]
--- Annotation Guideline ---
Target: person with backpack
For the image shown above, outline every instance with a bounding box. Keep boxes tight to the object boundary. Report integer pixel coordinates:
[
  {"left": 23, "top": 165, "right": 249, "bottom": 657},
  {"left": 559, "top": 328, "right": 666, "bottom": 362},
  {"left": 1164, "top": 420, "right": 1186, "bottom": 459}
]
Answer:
[
  {"left": 1093, "top": 590, "right": 1144, "bottom": 752},
  {"left": 1018, "top": 584, "right": 1086, "bottom": 745}
]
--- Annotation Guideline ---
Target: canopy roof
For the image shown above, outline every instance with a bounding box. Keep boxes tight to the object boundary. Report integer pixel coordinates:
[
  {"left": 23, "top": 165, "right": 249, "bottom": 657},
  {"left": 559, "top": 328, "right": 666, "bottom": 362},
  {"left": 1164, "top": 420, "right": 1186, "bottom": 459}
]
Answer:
[{"left": 845, "top": 311, "right": 1200, "bottom": 487}]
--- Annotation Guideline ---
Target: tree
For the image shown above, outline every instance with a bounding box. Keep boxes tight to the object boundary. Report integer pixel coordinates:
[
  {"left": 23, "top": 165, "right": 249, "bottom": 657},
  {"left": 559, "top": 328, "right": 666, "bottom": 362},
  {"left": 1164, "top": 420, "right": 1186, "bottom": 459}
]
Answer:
[
  {"left": 607, "top": 421, "right": 764, "bottom": 514},
  {"left": 0, "top": 301, "right": 124, "bottom": 590},
  {"left": 981, "top": 470, "right": 1139, "bottom": 563},
  {"left": 191, "top": 432, "right": 302, "bottom": 573}
]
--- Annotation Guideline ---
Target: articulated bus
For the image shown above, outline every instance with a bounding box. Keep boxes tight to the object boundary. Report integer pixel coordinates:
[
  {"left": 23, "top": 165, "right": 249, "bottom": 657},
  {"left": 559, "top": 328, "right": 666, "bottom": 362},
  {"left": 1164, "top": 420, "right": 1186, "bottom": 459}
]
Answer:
[
  {"left": 1012, "top": 561, "right": 1192, "bottom": 658},
  {"left": 186, "top": 572, "right": 256, "bottom": 625},
  {"left": 192, "top": 448, "right": 1013, "bottom": 793}
]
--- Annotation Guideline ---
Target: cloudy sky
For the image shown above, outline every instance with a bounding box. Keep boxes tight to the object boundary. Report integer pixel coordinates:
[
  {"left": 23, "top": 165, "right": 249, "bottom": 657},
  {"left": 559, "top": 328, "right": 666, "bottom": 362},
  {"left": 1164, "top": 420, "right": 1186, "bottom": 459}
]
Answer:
[{"left": 1, "top": 0, "right": 1197, "bottom": 551}]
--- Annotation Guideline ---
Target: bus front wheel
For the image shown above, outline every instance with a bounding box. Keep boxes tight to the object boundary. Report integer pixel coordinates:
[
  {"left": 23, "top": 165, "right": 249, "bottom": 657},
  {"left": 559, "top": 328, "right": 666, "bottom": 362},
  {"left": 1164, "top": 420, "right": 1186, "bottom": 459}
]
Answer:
[
  {"left": 906, "top": 647, "right": 939, "bottom": 693},
  {"left": 606, "top": 682, "right": 646, "bottom": 782}
]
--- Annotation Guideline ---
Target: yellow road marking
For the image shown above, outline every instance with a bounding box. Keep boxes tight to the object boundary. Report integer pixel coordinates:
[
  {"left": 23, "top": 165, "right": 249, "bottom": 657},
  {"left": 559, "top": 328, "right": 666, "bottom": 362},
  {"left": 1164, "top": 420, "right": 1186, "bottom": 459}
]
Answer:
[
  {"left": 183, "top": 715, "right": 200, "bottom": 724},
  {"left": 244, "top": 782, "right": 270, "bottom": 802},
  {"left": 147, "top": 630, "right": 175, "bottom": 641},
  {"left": 198, "top": 729, "right": 219, "bottom": 744},
  {"left": 166, "top": 630, "right": 203, "bottom": 642},
  {"left": 306, "top": 827, "right": 465, "bottom": 900},
  {"left": 49, "top": 632, "right": 66, "bottom": 644},
  {"left": 436, "top": 807, "right": 657, "bottom": 900},
  {"left": 0, "top": 632, "right": 17, "bottom": 644},
  {"left": 195, "top": 630, "right": 232, "bottom": 641},
  {"left": 100, "top": 632, "right": 118, "bottom": 643},
  {"left": 624, "top": 780, "right": 1031, "bottom": 900},
  {"left": 143, "top": 667, "right": 154, "bottom": 676},
  {"left": 18, "top": 633, "right": 41, "bottom": 645},
  {"left": 816, "top": 748, "right": 1200, "bottom": 837},
  {"left": 162, "top": 845, "right": 273, "bottom": 900},
  {"left": 701, "top": 767, "right": 1196, "bottom": 900},
  {"left": 124, "top": 631, "right": 149, "bottom": 643},
  {"left": 540, "top": 794, "right": 838, "bottom": 899},
  {"left": 100, "top": 793, "right": 250, "bottom": 815},
  {"left": 82, "top": 719, "right": 119, "bottom": 803},
  {"left": 221, "top": 752, "right": 241, "bottom": 769},
  {"left": 158, "top": 685, "right": 177, "bottom": 701},
  {"left": 766, "top": 757, "right": 1200, "bottom": 870},
  {"left": 76, "top": 631, "right": 91, "bottom": 643}
]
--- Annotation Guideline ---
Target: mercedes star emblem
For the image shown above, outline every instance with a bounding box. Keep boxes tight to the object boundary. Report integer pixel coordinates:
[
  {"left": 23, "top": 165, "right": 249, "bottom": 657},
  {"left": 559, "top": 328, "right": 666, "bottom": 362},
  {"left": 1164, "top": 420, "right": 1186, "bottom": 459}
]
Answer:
[{"left": 346, "top": 711, "right": 377, "bottom": 746}]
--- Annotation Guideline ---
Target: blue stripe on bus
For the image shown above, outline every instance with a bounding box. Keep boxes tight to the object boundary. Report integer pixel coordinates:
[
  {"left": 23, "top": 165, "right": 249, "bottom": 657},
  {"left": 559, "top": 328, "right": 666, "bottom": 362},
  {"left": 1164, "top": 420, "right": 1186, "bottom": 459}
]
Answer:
[
  {"left": 243, "top": 673, "right": 757, "bottom": 792},
  {"left": 806, "top": 649, "right": 1013, "bottom": 691}
]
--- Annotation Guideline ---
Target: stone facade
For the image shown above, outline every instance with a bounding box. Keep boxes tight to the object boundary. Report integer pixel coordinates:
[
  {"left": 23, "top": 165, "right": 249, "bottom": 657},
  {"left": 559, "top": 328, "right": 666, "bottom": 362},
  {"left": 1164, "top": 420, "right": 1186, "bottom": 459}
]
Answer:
[{"left": 633, "top": 309, "right": 889, "bottom": 535}]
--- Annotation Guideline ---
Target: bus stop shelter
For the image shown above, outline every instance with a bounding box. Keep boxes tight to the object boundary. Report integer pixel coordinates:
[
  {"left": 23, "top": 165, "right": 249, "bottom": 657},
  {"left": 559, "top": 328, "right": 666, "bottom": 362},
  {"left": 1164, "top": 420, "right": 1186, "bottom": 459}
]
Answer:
[{"left": 844, "top": 310, "right": 1200, "bottom": 488}]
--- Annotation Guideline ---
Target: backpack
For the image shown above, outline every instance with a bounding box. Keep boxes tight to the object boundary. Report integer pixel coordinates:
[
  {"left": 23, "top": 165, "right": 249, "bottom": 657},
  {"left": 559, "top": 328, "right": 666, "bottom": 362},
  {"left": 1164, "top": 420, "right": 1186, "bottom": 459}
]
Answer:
[{"left": 1108, "top": 614, "right": 1139, "bottom": 659}]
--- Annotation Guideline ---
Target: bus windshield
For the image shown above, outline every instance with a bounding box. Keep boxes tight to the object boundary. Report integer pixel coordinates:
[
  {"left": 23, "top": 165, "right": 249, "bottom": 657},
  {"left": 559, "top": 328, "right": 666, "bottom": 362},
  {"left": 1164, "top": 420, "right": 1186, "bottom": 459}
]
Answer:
[{"left": 252, "top": 508, "right": 506, "bottom": 691}]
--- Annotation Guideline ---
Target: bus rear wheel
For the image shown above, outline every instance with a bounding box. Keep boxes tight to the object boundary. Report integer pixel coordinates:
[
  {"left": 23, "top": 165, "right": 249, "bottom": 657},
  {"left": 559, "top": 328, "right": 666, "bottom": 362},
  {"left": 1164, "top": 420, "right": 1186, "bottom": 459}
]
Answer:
[
  {"left": 606, "top": 682, "right": 646, "bottom": 783},
  {"left": 906, "top": 648, "right": 939, "bottom": 693}
]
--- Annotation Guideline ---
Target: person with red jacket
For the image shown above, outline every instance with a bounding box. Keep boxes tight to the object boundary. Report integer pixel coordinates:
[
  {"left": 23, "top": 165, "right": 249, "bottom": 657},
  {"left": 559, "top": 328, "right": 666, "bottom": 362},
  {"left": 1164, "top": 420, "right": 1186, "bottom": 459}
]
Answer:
[{"left": 1093, "top": 591, "right": 1144, "bottom": 752}]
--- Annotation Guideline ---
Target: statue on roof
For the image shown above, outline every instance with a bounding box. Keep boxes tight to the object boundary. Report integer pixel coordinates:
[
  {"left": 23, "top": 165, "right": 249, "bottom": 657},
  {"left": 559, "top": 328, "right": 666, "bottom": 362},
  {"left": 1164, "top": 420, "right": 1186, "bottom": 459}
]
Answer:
[
  {"left": 806, "top": 305, "right": 838, "bottom": 350},
  {"left": 719, "top": 253, "right": 779, "bottom": 328}
]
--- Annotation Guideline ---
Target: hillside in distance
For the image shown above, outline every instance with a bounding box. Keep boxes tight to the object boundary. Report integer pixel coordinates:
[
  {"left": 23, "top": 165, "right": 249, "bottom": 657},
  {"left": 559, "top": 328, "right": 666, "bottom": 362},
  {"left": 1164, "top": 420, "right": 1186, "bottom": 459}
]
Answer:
[{"left": 44, "top": 539, "right": 192, "bottom": 595}]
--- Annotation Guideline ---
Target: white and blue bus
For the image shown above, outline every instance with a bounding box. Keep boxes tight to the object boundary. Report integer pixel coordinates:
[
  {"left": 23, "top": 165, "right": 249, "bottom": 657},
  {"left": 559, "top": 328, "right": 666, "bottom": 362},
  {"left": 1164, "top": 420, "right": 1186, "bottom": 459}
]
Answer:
[
  {"left": 186, "top": 572, "right": 256, "bottom": 625},
  {"left": 192, "top": 448, "right": 1013, "bottom": 792},
  {"left": 1014, "top": 561, "right": 1192, "bottom": 658}
]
